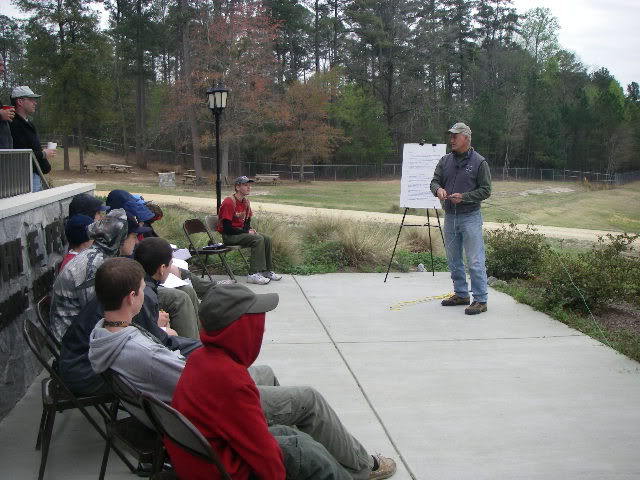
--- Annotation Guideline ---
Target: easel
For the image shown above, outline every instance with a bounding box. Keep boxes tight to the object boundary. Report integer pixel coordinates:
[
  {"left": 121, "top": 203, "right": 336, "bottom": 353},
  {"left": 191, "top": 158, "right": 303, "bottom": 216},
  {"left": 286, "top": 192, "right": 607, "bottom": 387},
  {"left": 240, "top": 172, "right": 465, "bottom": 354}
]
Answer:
[
  {"left": 384, "top": 208, "right": 445, "bottom": 282},
  {"left": 384, "top": 140, "right": 446, "bottom": 283}
]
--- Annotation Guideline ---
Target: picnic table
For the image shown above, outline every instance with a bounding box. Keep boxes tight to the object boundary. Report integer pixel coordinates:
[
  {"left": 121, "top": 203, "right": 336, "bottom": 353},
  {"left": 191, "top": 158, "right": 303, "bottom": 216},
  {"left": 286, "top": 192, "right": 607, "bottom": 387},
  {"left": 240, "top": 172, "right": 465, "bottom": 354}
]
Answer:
[
  {"left": 95, "top": 164, "right": 107, "bottom": 173},
  {"left": 254, "top": 174, "right": 280, "bottom": 184},
  {"left": 110, "top": 163, "right": 134, "bottom": 173}
]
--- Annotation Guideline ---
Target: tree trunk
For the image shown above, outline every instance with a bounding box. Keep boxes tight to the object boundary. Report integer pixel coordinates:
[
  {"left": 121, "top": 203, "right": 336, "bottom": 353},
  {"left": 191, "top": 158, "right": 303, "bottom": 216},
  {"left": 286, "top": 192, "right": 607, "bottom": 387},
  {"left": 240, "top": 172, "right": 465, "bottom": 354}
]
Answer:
[
  {"left": 181, "top": 0, "right": 203, "bottom": 178},
  {"left": 135, "top": 0, "right": 146, "bottom": 169},
  {"left": 78, "top": 126, "right": 85, "bottom": 172},
  {"left": 63, "top": 135, "right": 70, "bottom": 171}
]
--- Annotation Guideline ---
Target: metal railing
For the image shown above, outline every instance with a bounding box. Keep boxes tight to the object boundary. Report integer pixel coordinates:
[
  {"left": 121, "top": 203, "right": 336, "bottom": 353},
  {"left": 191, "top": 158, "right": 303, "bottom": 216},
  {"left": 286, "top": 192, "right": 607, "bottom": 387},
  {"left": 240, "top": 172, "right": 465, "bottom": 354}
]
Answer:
[{"left": 0, "top": 149, "right": 33, "bottom": 199}]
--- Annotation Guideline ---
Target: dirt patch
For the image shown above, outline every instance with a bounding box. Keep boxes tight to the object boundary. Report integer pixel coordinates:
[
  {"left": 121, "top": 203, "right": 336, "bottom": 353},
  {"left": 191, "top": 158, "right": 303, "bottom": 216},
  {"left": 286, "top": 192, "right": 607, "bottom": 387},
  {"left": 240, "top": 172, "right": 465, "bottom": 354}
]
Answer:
[{"left": 596, "top": 302, "right": 640, "bottom": 335}]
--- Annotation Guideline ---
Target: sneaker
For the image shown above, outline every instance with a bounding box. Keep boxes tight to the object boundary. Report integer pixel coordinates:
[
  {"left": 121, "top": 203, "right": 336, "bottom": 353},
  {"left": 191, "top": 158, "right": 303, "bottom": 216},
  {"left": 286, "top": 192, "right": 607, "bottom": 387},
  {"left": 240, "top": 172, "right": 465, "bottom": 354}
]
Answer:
[
  {"left": 465, "top": 301, "right": 487, "bottom": 315},
  {"left": 247, "top": 273, "right": 270, "bottom": 285},
  {"left": 262, "top": 271, "right": 282, "bottom": 281},
  {"left": 441, "top": 294, "right": 471, "bottom": 306},
  {"left": 369, "top": 454, "right": 397, "bottom": 480},
  {"left": 214, "top": 279, "right": 237, "bottom": 285}
]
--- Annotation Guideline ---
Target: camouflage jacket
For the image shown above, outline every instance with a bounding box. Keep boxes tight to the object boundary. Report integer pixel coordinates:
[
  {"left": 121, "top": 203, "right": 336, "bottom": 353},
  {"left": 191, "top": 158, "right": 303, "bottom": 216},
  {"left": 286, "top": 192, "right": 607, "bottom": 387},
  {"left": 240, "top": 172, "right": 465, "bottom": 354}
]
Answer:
[{"left": 50, "top": 209, "right": 127, "bottom": 341}]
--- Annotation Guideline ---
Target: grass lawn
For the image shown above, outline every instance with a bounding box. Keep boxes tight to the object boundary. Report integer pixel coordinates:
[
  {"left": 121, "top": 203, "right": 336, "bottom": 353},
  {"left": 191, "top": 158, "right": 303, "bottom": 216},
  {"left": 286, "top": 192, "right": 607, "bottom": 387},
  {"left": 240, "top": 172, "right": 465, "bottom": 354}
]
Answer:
[{"left": 50, "top": 148, "right": 640, "bottom": 232}]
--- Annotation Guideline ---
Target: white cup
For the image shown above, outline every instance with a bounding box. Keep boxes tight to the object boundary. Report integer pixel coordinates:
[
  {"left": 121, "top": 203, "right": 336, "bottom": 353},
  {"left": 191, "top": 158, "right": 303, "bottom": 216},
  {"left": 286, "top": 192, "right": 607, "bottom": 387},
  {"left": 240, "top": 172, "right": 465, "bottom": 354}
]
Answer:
[{"left": 47, "top": 142, "right": 57, "bottom": 150}]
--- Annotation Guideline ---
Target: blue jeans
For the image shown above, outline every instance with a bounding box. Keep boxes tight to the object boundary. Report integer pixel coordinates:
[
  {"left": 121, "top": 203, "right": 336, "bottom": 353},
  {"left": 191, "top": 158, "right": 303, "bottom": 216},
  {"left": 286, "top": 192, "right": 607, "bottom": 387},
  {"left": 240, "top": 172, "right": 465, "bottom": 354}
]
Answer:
[
  {"left": 443, "top": 209, "right": 488, "bottom": 303},
  {"left": 32, "top": 173, "right": 42, "bottom": 192}
]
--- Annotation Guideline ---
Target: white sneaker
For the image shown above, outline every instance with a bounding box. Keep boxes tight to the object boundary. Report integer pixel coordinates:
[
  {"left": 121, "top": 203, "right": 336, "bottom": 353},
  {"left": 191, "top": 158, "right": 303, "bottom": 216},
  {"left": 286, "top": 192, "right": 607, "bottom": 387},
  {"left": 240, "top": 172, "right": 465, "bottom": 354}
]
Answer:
[
  {"left": 247, "top": 273, "right": 270, "bottom": 285},
  {"left": 215, "top": 279, "right": 237, "bottom": 285},
  {"left": 262, "top": 271, "right": 282, "bottom": 281}
]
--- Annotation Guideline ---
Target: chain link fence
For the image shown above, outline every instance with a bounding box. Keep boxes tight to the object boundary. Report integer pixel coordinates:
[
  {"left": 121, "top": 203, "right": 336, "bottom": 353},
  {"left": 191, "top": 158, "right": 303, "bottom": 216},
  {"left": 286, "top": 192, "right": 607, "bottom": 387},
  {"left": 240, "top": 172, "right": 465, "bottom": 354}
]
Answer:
[{"left": 52, "top": 134, "right": 639, "bottom": 185}]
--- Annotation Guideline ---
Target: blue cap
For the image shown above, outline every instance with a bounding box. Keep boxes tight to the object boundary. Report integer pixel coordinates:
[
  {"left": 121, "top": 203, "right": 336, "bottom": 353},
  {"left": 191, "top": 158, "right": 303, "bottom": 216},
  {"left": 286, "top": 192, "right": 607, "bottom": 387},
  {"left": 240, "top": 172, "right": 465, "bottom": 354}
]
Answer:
[
  {"left": 65, "top": 214, "right": 94, "bottom": 245},
  {"left": 126, "top": 213, "right": 153, "bottom": 235},
  {"left": 106, "top": 189, "right": 155, "bottom": 222}
]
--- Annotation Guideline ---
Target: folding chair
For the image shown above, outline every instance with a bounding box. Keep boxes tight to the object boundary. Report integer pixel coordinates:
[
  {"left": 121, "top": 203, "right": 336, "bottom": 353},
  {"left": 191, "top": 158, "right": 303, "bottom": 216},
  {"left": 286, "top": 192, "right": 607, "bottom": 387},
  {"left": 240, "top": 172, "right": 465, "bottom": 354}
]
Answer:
[
  {"left": 204, "top": 214, "right": 249, "bottom": 269},
  {"left": 35, "top": 295, "right": 61, "bottom": 359},
  {"left": 140, "top": 394, "right": 233, "bottom": 480},
  {"left": 183, "top": 219, "right": 235, "bottom": 281},
  {"left": 99, "top": 370, "right": 166, "bottom": 480},
  {"left": 22, "top": 319, "right": 134, "bottom": 480}
]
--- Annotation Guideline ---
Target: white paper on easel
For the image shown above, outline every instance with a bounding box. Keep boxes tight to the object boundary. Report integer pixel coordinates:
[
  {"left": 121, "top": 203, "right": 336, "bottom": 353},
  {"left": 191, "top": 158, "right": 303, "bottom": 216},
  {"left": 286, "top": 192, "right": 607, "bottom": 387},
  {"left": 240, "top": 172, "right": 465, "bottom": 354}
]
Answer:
[{"left": 400, "top": 143, "right": 446, "bottom": 209}]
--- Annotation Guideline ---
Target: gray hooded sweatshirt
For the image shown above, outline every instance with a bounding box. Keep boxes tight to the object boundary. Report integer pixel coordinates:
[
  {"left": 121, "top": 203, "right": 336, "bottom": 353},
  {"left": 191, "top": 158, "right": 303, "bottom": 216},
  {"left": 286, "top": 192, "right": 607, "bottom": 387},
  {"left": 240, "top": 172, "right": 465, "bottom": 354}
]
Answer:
[{"left": 89, "top": 320, "right": 185, "bottom": 404}]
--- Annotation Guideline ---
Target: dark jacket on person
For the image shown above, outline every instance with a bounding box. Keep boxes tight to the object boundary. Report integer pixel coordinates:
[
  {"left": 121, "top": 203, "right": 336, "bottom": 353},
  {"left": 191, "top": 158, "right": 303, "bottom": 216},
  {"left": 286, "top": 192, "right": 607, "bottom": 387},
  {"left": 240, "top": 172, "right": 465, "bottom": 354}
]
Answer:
[
  {"left": 0, "top": 100, "right": 12, "bottom": 149},
  {"left": 9, "top": 113, "right": 51, "bottom": 174}
]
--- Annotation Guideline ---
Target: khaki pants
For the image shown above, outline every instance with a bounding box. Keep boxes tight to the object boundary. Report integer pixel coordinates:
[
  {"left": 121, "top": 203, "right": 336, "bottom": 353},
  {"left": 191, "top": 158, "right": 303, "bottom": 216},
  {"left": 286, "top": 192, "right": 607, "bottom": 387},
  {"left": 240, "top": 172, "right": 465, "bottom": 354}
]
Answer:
[{"left": 223, "top": 232, "right": 274, "bottom": 274}]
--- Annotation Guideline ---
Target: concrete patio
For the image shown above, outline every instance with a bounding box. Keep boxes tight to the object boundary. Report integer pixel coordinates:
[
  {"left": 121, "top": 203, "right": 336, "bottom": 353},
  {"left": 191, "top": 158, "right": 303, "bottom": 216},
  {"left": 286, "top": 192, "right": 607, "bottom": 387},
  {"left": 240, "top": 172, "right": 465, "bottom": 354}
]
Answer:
[{"left": 2, "top": 272, "right": 640, "bottom": 479}]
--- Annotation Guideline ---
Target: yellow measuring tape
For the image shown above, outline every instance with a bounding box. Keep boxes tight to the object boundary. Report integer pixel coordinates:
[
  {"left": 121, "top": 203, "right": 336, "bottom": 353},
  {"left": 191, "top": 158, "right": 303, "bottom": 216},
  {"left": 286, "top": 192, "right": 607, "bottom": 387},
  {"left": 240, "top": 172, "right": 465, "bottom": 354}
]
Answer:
[{"left": 389, "top": 293, "right": 453, "bottom": 311}]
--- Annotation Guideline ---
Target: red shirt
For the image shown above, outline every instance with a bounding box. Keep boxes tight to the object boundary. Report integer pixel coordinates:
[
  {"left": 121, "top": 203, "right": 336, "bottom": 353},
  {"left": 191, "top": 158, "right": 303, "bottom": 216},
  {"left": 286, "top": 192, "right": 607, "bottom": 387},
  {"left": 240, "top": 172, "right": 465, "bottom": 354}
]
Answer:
[
  {"left": 58, "top": 252, "right": 78, "bottom": 272},
  {"left": 217, "top": 195, "right": 252, "bottom": 232}
]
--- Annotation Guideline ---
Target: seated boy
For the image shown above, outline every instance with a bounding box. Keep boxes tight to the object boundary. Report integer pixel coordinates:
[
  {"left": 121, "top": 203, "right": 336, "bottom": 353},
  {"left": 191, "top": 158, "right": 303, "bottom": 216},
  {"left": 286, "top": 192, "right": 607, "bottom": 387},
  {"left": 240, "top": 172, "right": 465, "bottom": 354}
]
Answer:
[
  {"left": 169, "top": 283, "right": 351, "bottom": 479},
  {"left": 60, "top": 214, "right": 94, "bottom": 271},
  {"left": 89, "top": 264, "right": 396, "bottom": 480}
]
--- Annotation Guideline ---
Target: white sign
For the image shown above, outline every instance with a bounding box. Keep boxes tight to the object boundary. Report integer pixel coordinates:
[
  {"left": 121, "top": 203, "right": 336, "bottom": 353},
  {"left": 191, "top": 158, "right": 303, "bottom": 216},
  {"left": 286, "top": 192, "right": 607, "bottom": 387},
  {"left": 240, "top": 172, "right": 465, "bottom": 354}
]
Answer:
[{"left": 400, "top": 143, "right": 446, "bottom": 209}]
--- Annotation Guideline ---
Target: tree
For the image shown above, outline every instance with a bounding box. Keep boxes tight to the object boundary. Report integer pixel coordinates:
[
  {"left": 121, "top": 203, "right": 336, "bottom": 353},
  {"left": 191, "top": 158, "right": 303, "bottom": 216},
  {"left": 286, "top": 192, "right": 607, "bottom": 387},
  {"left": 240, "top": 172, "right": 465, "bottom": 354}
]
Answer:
[
  {"left": 518, "top": 7, "right": 560, "bottom": 64},
  {"left": 329, "top": 83, "right": 393, "bottom": 165},
  {"left": 266, "top": 77, "right": 343, "bottom": 180}
]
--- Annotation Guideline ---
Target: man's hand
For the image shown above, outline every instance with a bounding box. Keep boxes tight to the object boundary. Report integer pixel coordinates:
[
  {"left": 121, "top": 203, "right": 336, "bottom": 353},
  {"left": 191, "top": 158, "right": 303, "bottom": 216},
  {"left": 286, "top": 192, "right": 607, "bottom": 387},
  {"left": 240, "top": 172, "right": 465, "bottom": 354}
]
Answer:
[
  {"left": 43, "top": 148, "right": 57, "bottom": 159},
  {"left": 164, "top": 326, "right": 178, "bottom": 336},
  {"left": 157, "top": 310, "right": 170, "bottom": 327},
  {"left": 436, "top": 188, "right": 448, "bottom": 201},
  {"left": 168, "top": 264, "right": 181, "bottom": 278},
  {"left": 447, "top": 193, "right": 463, "bottom": 204},
  {"left": 0, "top": 107, "right": 15, "bottom": 122},
  {"left": 248, "top": 228, "right": 257, "bottom": 235}
]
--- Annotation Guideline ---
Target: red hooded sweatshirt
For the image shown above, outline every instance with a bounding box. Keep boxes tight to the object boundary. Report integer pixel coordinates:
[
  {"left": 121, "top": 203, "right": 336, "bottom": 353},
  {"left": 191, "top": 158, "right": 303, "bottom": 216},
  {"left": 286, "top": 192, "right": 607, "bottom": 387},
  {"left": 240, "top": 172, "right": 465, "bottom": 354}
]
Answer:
[{"left": 167, "top": 313, "right": 285, "bottom": 480}]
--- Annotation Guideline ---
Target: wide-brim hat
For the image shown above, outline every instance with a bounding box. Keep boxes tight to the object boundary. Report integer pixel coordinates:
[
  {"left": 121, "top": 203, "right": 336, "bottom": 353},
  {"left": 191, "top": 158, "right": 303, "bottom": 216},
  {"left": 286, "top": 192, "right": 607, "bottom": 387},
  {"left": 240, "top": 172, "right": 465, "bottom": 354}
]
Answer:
[{"left": 199, "top": 283, "right": 279, "bottom": 332}]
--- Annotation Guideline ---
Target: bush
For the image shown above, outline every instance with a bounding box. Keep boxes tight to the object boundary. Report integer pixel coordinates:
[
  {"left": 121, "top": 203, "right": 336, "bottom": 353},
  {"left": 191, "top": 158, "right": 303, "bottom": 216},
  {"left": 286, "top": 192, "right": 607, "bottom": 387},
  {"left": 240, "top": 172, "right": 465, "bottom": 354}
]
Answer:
[
  {"left": 485, "top": 223, "right": 549, "bottom": 280},
  {"left": 336, "top": 222, "right": 393, "bottom": 268},
  {"left": 300, "top": 215, "right": 341, "bottom": 243},
  {"left": 536, "top": 233, "right": 640, "bottom": 313}
]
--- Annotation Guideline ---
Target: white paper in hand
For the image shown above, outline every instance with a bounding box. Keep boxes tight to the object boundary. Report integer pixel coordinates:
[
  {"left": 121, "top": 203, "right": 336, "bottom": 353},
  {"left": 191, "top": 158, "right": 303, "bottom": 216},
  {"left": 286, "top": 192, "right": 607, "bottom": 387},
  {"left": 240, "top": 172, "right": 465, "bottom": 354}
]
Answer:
[
  {"left": 171, "top": 258, "right": 189, "bottom": 271},
  {"left": 172, "top": 248, "right": 192, "bottom": 261},
  {"left": 161, "top": 273, "right": 189, "bottom": 289}
]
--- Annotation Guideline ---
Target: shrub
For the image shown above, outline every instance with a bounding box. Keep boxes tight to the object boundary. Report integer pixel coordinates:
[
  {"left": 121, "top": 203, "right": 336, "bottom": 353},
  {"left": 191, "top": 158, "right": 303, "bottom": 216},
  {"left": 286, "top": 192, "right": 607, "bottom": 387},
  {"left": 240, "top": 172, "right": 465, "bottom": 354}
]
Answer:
[
  {"left": 300, "top": 215, "right": 341, "bottom": 243},
  {"left": 288, "top": 240, "right": 345, "bottom": 275},
  {"left": 401, "top": 227, "right": 444, "bottom": 255},
  {"left": 536, "top": 233, "right": 640, "bottom": 313},
  {"left": 336, "top": 222, "right": 394, "bottom": 268},
  {"left": 394, "top": 250, "right": 449, "bottom": 272},
  {"left": 485, "top": 223, "right": 549, "bottom": 280}
]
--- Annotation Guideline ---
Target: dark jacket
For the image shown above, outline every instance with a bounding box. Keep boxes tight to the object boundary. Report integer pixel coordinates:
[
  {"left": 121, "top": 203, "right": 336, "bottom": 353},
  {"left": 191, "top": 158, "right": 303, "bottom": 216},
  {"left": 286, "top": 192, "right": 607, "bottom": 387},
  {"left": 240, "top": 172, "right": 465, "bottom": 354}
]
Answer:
[
  {"left": 9, "top": 113, "right": 51, "bottom": 174},
  {"left": 0, "top": 100, "right": 12, "bottom": 149}
]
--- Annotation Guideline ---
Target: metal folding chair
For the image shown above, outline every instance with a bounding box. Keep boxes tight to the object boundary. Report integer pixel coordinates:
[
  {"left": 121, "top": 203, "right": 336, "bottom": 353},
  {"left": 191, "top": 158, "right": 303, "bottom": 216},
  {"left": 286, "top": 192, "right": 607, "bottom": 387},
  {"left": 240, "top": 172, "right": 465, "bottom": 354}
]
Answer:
[
  {"left": 182, "top": 219, "right": 235, "bottom": 281},
  {"left": 204, "top": 214, "right": 249, "bottom": 269},
  {"left": 35, "top": 295, "right": 61, "bottom": 359},
  {"left": 23, "top": 318, "right": 134, "bottom": 480},
  {"left": 99, "top": 370, "right": 166, "bottom": 480},
  {"left": 140, "top": 394, "right": 233, "bottom": 480}
]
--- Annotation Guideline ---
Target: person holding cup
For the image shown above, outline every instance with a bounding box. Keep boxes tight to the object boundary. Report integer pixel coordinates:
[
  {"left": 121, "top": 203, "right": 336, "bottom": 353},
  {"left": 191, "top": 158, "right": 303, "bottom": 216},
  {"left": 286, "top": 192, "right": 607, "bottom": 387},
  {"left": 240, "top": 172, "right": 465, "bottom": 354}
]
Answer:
[
  {"left": 9, "top": 85, "right": 55, "bottom": 191},
  {"left": 0, "top": 59, "right": 14, "bottom": 149}
]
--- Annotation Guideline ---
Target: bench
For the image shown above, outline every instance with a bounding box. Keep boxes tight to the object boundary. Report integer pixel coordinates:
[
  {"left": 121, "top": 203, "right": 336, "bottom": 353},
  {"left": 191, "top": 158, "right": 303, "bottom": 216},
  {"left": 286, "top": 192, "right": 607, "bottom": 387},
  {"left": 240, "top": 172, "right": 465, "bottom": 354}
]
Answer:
[
  {"left": 95, "top": 164, "right": 107, "bottom": 173},
  {"left": 254, "top": 174, "right": 280, "bottom": 184},
  {"left": 110, "top": 163, "right": 134, "bottom": 173},
  {"left": 182, "top": 174, "right": 197, "bottom": 185}
]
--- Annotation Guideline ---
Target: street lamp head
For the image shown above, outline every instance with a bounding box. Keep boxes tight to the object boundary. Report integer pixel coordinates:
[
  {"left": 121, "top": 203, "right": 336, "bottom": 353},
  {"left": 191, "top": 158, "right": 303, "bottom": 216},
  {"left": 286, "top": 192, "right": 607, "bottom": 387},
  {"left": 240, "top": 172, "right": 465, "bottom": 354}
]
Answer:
[{"left": 207, "top": 85, "right": 229, "bottom": 112}]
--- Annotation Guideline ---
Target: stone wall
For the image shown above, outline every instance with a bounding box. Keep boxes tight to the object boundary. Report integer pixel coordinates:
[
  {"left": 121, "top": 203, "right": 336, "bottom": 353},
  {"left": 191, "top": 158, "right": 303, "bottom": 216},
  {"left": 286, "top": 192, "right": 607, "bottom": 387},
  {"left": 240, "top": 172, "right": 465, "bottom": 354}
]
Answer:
[{"left": 0, "top": 183, "right": 95, "bottom": 420}]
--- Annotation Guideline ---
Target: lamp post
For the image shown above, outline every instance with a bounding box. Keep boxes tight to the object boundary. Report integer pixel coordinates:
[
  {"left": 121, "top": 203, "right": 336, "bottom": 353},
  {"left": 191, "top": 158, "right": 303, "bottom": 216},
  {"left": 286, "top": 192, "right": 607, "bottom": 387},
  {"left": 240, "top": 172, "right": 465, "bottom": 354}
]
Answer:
[{"left": 206, "top": 84, "right": 229, "bottom": 213}]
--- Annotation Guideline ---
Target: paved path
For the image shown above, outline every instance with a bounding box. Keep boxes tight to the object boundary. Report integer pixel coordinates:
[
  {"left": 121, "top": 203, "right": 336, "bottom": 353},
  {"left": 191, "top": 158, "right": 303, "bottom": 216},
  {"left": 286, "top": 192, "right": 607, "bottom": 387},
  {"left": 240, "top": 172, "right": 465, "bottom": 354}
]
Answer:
[
  {"left": 99, "top": 191, "right": 621, "bottom": 243},
  {"left": 2, "top": 273, "right": 640, "bottom": 479}
]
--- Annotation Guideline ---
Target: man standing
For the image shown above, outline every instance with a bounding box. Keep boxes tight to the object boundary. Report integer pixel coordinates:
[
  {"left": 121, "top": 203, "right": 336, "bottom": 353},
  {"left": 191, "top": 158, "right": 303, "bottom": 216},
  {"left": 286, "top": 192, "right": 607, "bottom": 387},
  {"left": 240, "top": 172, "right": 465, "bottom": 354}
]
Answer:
[
  {"left": 0, "top": 59, "right": 15, "bottom": 149},
  {"left": 9, "top": 85, "right": 56, "bottom": 191},
  {"left": 217, "top": 176, "right": 281, "bottom": 285},
  {"left": 430, "top": 122, "right": 491, "bottom": 315}
]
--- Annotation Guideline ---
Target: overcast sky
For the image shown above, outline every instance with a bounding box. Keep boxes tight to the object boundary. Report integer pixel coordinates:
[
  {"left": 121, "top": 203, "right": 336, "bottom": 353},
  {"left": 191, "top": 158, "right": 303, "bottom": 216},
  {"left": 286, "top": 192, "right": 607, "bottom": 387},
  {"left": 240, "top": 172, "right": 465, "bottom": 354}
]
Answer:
[{"left": 2, "top": 0, "right": 638, "bottom": 89}]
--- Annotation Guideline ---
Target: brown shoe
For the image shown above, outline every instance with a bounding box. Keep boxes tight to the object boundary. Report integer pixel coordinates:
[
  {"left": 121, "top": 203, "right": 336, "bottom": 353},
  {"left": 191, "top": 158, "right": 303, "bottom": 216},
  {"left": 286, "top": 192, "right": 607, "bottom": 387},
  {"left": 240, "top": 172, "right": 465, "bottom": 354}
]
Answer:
[
  {"left": 441, "top": 294, "right": 471, "bottom": 306},
  {"left": 369, "top": 454, "right": 397, "bottom": 480},
  {"left": 465, "top": 301, "right": 487, "bottom": 315}
]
